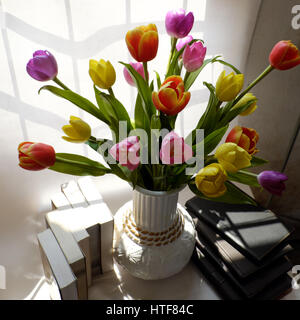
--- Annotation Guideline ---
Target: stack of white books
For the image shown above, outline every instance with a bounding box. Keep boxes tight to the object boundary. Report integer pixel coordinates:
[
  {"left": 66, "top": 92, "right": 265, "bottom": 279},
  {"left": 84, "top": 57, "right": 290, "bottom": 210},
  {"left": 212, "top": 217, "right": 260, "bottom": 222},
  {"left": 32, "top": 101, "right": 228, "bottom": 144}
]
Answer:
[{"left": 37, "top": 177, "right": 114, "bottom": 300}]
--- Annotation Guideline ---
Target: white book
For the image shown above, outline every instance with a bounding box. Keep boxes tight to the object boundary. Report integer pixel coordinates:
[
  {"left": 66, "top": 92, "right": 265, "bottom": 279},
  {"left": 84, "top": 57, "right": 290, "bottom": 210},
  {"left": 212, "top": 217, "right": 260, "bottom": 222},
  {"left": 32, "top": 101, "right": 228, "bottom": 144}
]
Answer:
[
  {"left": 37, "top": 229, "right": 78, "bottom": 300},
  {"left": 51, "top": 192, "right": 71, "bottom": 210},
  {"left": 83, "top": 203, "right": 114, "bottom": 274},
  {"left": 52, "top": 204, "right": 114, "bottom": 275},
  {"left": 45, "top": 212, "right": 88, "bottom": 300},
  {"left": 47, "top": 208, "right": 92, "bottom": 287},
  {"left": 61, "top": 180, "right": 88, "bottom": 208},
  {"left": 77, "top": 177, "right": 103, "bottom": 205}
]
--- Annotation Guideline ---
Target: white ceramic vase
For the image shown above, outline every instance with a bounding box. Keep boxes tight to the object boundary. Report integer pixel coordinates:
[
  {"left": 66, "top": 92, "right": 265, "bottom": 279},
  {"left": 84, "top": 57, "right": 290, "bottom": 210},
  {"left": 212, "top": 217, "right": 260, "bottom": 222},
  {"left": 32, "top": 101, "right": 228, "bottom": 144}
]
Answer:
[{"left": 113, "top": 185, "right": 196, "bottom": 280}]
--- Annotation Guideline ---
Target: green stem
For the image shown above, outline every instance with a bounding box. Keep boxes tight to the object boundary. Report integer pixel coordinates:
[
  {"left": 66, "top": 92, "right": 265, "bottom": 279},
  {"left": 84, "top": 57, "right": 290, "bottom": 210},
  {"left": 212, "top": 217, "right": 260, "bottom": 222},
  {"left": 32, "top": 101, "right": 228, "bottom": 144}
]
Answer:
[
  {"left": 143, "top": 62, "right": 149, "bottom": 86},
  {"left": 233, "top": 65, "right": 274, "bottom": 105},
  {"left": 166, "top": 37, "right": 178, "bottom": 75},
  {"left": 53, "top": 77, "right": 70, "bottom": 90},
  {"left": 108, "top": 87, "right": 115, "bottom": 98},
  {"left": 215, "top": 100, "right": 222, "bottom": 111},
  {"left": 183, "top": 71, "right": 190, "bottom": 85}
]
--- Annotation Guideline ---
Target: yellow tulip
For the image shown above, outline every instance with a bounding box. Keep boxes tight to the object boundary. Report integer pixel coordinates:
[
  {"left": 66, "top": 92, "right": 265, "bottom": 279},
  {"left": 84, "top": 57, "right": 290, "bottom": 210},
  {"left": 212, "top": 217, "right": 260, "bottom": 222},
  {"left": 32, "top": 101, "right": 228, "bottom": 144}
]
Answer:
[
  {"left": 215, "top": 70, "right": 244, "bottom": 102},
  {"left": 62, "top": 116, "right": 91, "bottom": 143},
  {"left": 89, "top": 59, "right": 116, "bottom": 89},
  {"left": 215, "top": 142, "right": 252, "bottom": 173},
  {"left": 195, "top": 163, "right": 227, "bottom": 198},
  {"left": 233, "top": 93, "right": 258, "bottom": 116}
]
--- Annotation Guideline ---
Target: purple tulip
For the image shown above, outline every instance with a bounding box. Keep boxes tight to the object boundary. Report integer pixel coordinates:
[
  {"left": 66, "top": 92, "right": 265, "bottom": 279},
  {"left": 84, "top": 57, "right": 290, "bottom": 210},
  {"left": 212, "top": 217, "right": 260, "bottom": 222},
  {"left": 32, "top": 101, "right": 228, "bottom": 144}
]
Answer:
[
  {"left": 182, "top": 41, "right": 207, "bottom": 72},
  {"left": 257, "top": 171, "right": 288, "bottom": 196},
  {"left": 123, "top": 62, "right": 146, "bottom": 86},
  {"left": 160, "top": 131, "right": 193, "bottom": 165},
  {"left": 26, "top": 50, "right": 58, "bottom": 81},
  {"left": 109, "top": 136, "right": 140, "bottom": 171},
  {"left": 176, "top": 35, "right": 193, "bottom": 52},
  {"left": 165, "top": 9, "right": 194, "bottom": 39}
]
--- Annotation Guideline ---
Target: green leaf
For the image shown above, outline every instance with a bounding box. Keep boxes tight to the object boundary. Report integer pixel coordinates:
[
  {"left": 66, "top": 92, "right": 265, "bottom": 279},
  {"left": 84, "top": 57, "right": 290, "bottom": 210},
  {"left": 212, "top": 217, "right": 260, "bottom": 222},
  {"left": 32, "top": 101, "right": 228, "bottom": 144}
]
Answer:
[
  {"left": 228, "top": 170, "right": 261, "bottom": 187},
  {"left": 120, "top": 62, "right": 155, "bottom": 120},
  {"left": 50, "top": 153, "right": 111, "bottom": 176},
  {"left": 94, "top": 86, "right": 133, "bottom": 139},
  {"left": 249, "top": 156, "right": 269, "bottom": 167},
  {"left": 154, "top": 71, "right": 161, "bottom": 90},
  {"left": 39, "top": 85, "right": 107, "bottom": 124},
  {"left": 134, "top": 93, "right": 150, "bottom": 132},
  {"left": 218, "top": 99, "right": 256, "bottom": 127},
  {"left": 85, "top": 138, "right": 110, "bottom": 153},
  {"left": 189, "top": 180, "right": 258, "bottom": 206},
  {"left": 215, "top": 59, "right": 242, "bottom": 74},
  {"left": 150, "top": 114, "right": 161, "bottom": 130},
  {"left": 192, "top": 125, "right": 228, "bottom": 155},
  {"left": 184, "top": 56, "right": 221, "bottom": 91}
]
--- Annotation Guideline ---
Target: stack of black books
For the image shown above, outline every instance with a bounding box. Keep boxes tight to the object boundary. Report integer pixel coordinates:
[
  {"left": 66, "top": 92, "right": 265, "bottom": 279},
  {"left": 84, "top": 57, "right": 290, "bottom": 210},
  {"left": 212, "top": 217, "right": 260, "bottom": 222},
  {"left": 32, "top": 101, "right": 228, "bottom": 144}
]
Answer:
[{"left": 186, "top": 196, "right": 295, "bottom": 300}]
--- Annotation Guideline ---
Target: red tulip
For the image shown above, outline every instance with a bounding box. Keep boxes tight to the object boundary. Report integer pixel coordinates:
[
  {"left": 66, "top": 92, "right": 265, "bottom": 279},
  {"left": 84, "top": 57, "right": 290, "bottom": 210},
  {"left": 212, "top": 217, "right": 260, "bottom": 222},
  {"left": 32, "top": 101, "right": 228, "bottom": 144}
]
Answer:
[
  {"left": 152, "top": 75, "right": 190, "bottom": 115},
  {"left": 226, "top": 126, "right": 259, "bottom": 155},
  {"left": 18, "top": 142, "right": 56, "bottom": 171},
  {"left": 269, "top": 40, "right": 300, "bottom": 70}
]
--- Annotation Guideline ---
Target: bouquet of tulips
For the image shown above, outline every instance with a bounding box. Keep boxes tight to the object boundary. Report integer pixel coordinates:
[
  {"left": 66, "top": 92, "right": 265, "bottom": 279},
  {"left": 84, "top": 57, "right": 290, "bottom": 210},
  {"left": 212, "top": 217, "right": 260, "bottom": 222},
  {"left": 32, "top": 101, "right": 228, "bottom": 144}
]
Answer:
[{"left": 19, "top": 9, "right": 300, "bottom": 205}]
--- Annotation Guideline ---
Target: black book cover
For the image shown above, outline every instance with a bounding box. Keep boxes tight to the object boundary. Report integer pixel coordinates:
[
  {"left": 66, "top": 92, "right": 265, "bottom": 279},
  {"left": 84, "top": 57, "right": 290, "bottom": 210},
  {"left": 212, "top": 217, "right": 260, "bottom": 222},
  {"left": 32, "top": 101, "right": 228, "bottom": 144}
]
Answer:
[
  {"left": 191, "top": 212, "right": 293, "bottom": 278},
  {"left": 193, "top": 218, "right": 293, "bottom": 298},
  {"left": 192, "top": 246, "right": 292, "bottom": 300},
  {"left": 186, "top": 196, "right": 294, "bottom": 263}
]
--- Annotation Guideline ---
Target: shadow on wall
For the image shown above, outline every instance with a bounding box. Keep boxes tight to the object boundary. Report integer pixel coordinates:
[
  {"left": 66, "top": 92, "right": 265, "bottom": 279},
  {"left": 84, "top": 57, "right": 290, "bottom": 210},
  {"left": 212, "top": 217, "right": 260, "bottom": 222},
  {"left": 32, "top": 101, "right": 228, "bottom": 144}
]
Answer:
[{"left": 238, "top": 0, "right": 300, "bottom": 222}]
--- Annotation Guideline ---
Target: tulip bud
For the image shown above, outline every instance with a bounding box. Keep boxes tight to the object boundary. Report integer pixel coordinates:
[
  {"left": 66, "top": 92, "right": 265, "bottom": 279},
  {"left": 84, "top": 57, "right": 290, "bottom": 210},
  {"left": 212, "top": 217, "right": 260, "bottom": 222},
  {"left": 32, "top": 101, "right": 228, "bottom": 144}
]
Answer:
[
  {"left": 18, "top": 142, "right": 56, "bottom": 171},
  {"left": 269, "top": 40, "right": 300, "bottom": 71},
  {"left": 176, "top": 35, "right": 193, "bottom": 52},
  {"left": 195, "top": 163, "right": 227, "bottom": 198},
  {"left": 125, "top": 24, "right": 158, "bottom": 62},
  {"left": 182, "top": 41, "right": 207, "bottom": 72},
  {"left": 89, "top": 59, "right": 116, "bottom": 89},
  {"left": 152, "top": 75, "right": 190, "bottom": 115},
  {"left": 160, "top": 131, "right": 193, "bottom": 165},
  {"left": 215, "top": 71, "right": 244, "bottom": 102},
  {"left": 26, "top": 50, "right": 58, "bottom": 81},
  {"left": 123, "top": 62, "right": 146, "bottom": 86},
  {"left": 165, "top": 9, "right": 194, "bottom": 39},
  {"left": 233, "top": 93, "right": 258, "bottom": 116},
  {"left": 62, "top": 116, "right": 91, "bottom": 143},
  {"left": 109, "top": 136, "right": 140, "bottom": 171},
  {"left": 226, "top": 126, "right": 259, "bottom": 155},
  {"left": 257, "top": 171, "right": 288, "bottom": 196},
  {"left": 215, "top": 142, "right": 252, "bottom": 173}
]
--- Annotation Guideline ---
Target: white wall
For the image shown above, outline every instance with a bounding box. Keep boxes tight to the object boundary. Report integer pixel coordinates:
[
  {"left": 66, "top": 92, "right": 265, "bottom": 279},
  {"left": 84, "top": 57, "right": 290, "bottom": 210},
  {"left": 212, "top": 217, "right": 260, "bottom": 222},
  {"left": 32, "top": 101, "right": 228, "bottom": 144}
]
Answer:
[{"left": 0, "top": 0, "right": 261, "bottom": 299}]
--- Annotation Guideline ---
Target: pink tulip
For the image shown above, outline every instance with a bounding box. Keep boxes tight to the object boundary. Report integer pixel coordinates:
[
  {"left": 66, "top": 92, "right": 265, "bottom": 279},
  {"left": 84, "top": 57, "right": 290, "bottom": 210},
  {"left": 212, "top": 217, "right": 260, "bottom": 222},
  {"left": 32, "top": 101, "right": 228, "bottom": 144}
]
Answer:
[
  {"left": 160, "top": 132, "right": 193, "bottom": 165},
  {"left": 123, "top": 62, "right": 146, "bottom": 86},
  {"left": 109, "top": 136, "right": 140, "bottom": 171},
  {"left": 182, "top": 41, "right": 207, "bottom": 72},
  {"left": 176, "top": 35, "right": 193, "bottom": 52},
  {"left": 165, "top": 9, "right": 194, "bottom": 39}
]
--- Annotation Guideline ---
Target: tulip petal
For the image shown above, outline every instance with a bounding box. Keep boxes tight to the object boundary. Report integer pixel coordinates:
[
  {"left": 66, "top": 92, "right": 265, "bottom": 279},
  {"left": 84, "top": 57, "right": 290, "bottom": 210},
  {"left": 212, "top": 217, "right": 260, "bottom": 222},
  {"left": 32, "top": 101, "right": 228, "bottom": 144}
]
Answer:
[
  {"left": 126, "top": 29, "right": 143, "bottom": 61},
  {"left": 152, "top": 92, "right": 170, "bottom": 114},
  {"left": 158, "top": 88, "right": 178, "bottom": 109},
  {"left": 62, "top": 125, "right": 82, "bottom": 139},
  {"left": 138, "top": 30, "right": 158, "bottom": 62}
]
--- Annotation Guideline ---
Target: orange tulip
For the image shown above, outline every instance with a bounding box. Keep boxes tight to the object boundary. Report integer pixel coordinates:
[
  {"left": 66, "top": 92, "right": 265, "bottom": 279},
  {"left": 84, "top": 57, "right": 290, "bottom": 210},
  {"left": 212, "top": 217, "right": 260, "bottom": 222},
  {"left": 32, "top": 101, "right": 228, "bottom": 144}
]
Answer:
[
  {"left": 18, "top": 142, "right": 56, "bottom": 171},
  {"left": 269, "top": 40, "right": 300, "bottom": 70},
  {"left": 152, "top": 75, "right": 190, "bottom": 116},
  {"left": 125, "top": 24, "right": 159, "bottom": 62},
  {"left": 226, "top": 126, "right": 259, "bottom": 155}
]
